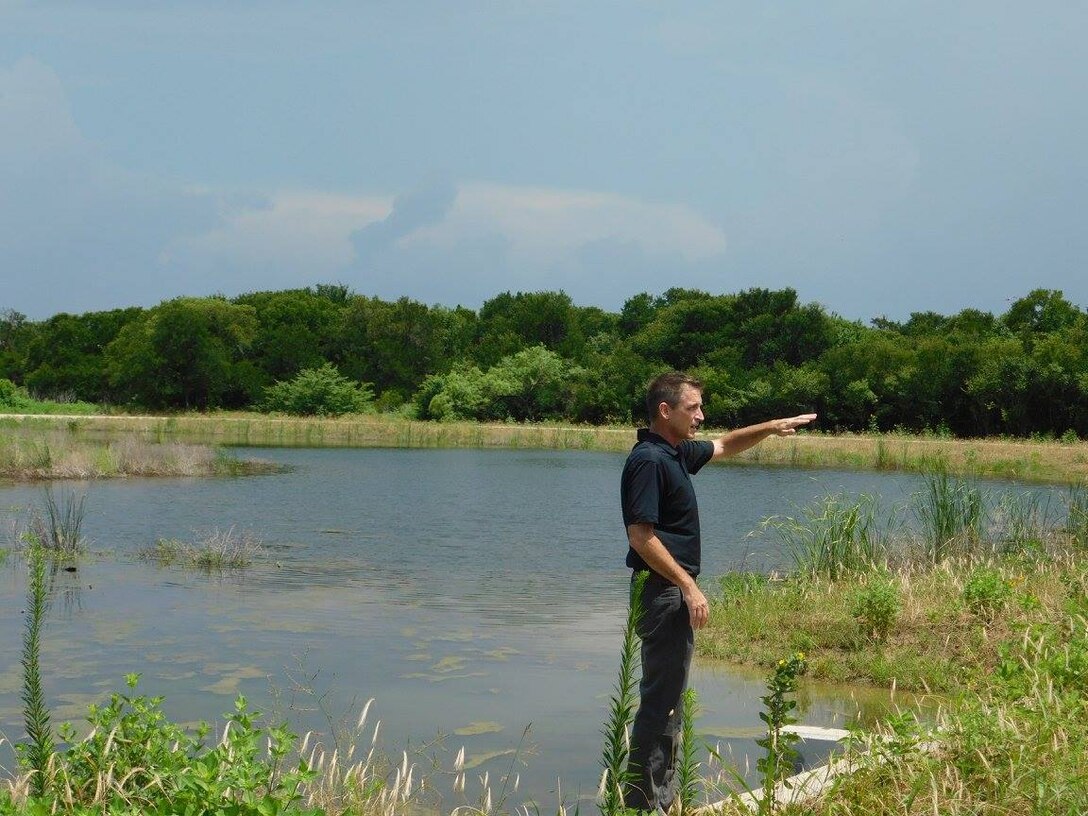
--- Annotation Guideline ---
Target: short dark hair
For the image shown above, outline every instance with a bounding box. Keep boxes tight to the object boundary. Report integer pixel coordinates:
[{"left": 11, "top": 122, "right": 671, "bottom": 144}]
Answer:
[{"left": 646, "top": 371, "right": 703, "bottom": 421}]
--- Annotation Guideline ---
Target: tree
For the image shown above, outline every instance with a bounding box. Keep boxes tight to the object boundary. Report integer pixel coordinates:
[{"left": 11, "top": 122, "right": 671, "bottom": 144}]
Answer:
[{"left": 105, "top": 298, "right": 258, "bottom": 410}]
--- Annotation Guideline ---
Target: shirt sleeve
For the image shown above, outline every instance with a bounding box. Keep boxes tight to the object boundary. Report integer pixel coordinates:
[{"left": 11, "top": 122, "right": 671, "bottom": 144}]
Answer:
[
  {"left": 622, "top": 457, "right": 662, "bottom": 526},
  {"left": 681, "top": 440, "right": 715, "bottom": 475}
]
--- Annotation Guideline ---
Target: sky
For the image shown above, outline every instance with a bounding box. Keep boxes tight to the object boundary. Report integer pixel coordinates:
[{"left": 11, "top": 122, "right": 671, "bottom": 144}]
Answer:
[{"left": 1, "top": 2, "right": 1086, "bottom": 322}]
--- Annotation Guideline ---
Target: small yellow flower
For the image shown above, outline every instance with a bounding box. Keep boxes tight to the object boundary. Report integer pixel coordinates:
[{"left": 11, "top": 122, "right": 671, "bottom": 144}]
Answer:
[
  {"left": 778, "top": 659, "right": 785, "bottom": 667},
  {"left": 797, "top": 651, "right": 806, "bottom": 660}
]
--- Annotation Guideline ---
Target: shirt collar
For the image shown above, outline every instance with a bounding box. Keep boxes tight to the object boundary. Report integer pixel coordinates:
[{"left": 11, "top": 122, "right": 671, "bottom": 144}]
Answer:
[{"left": 637, "top": 428, "right": 681, "bottom": 458}]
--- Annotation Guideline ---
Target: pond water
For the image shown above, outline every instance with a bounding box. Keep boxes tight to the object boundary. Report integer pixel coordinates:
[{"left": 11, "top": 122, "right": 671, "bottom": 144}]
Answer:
[{"left": 0, "top": 448, "right": 1058, "bottom": 807}]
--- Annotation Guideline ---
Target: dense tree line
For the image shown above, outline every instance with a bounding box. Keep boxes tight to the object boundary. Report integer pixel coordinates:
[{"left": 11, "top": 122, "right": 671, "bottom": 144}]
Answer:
[{"left": 1, "top": 286, "right": 1086, "bottom": 438}]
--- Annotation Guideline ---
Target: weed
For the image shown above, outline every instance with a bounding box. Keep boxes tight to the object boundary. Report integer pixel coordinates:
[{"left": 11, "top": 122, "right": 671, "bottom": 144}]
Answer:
[
  {"left": 755, "top": 652, "right": 805, "bottom": 814},
  {"left": 676, "top": 688, "right": 700, "bottom": 815},
  {"left": 30, "top": 487, "right": 85, "bottom": 558},
  {"left": 850, "top": 577, "right": 900, "bottom": 642},
  {"left": 598, "top": 571, "right": 646, "bottom": 816},
  {"left": 138, "top": 527, "right": 264, "bottom": 570},
  {"left": 962, "top": 567, "right": 1011, "bottom": 619},
  {"left": 18, "top": 538, "right": 53, "bottom": 797}
]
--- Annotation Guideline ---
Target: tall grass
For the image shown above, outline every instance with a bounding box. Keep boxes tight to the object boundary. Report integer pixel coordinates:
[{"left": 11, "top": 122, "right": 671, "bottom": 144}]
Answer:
[
  {"left": 912, "top": 469, "right": 983, "bottom": 563},
  {"left": 762, "top": 493, "right": 884, "bottom": 579},
  {"left": 30, "top": 487, "right": 86, "bottom": 558},
  {"left": 1065, "top": 483, "right": 1088, "bottom": 548}
]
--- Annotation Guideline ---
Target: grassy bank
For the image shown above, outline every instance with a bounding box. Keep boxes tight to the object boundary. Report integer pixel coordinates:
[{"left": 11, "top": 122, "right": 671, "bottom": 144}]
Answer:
[
  {"left": 0, "top": 424, "right": 281, "bottom": 480},
  {"left": 5, "top": 412, "right": 1088, "bottom": 483},
  {"left": 700, "top": 478, "right": 1088, "bottom": 814}
]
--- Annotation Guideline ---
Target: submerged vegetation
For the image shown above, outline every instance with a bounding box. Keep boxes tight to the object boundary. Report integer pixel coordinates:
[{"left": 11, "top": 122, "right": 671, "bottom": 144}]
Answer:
[{"left": 138, "top": 527, "right": 265, "bottom": 570}]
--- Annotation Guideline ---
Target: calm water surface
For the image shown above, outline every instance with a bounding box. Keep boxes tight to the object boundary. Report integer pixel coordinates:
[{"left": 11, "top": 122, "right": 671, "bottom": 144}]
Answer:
[{"left": 0, "top": 448, "right": 1048, "bottom": 805}]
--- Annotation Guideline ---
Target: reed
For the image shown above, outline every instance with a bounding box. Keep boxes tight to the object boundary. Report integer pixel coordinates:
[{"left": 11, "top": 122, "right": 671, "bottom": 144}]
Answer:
[
  {"left": 912, "top": 469, "right": 984, "bottom": 564},
  {"left": 30, "top": 487, "right": 86, "bottom": 558},
  {"left": 762, "top": 493, "right": 885, "bottom": 580}
]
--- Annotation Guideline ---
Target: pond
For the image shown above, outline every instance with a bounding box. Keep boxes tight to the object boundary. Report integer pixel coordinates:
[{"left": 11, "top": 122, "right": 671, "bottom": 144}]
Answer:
[{"left": 0, "top": 448, "right": 1054, "bottom": 807}]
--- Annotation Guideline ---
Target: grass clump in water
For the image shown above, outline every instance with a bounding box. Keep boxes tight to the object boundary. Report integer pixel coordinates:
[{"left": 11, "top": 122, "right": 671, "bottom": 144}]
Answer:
[{"left": 139, "top": 527, "right": 264, "bottom": 570}]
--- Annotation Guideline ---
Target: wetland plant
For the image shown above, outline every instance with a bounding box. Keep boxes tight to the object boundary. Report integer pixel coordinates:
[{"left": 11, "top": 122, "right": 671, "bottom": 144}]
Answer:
[
  {"left": 755, "top": 653, "right": 805, "bottom": 815},
  {"left": 676, "top": 688, "right": 701, "bottom": 815},
  {"left": 913, "top": 469, "right": 984, "bottom": 563},
  {"left": 763, "top": 493, "right": 884, "bottom": 580},
  {"left": 31, "top": 487, "right": 86, "bottom": 558},
  {"left": 139, "top": 527, "right": 264, "bottom": 570}
]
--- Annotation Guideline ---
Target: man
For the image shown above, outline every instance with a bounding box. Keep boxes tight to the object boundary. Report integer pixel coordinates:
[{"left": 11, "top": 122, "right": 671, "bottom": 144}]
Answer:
[{"left": 620, "top": 371, "right": 816, "bottom": 812}]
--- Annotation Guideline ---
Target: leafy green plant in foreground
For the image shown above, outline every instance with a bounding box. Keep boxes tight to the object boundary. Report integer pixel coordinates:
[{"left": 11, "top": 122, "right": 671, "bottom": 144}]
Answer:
[
  {"left": 14, "top": 676, "right": 322, "bottom": 816},
  {"left": 18, "top": 539, "right": 53, "bottom": 798},
  {"left": 755, "top": 653, "right": 805, "bottom": 815},
  {"left": 599, "top": 570, "right": 646, "bottom": 816}
]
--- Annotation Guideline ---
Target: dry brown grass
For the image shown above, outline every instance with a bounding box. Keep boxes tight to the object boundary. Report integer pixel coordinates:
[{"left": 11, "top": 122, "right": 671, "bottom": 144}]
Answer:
[{"left": 0, "top": 423, "right": 279, "bottom": 480}]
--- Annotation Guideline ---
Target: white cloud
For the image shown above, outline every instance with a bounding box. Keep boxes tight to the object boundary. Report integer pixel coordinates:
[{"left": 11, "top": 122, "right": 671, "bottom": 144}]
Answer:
[
  {"left": 402, "top": 182, "right": 727, "bottom": 267},
  {"left": 165, "top": 190, "right": 390, "bottom": 273}
]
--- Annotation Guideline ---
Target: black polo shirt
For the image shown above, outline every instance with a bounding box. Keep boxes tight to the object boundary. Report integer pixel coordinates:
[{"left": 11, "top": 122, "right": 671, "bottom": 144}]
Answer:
[{"left": 621, "top": 429, "right": 715, "bottom": 578}]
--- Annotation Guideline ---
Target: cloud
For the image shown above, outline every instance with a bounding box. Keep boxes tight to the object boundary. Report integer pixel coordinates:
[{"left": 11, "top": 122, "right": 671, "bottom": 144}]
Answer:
[{"left": 351, "top": 177, "right": 457, "bottom": 261}]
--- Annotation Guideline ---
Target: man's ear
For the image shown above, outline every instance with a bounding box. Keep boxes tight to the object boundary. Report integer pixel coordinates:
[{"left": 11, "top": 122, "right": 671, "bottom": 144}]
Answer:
[{"left": 657, "top": 401, "right": 670, "bottom": 420}]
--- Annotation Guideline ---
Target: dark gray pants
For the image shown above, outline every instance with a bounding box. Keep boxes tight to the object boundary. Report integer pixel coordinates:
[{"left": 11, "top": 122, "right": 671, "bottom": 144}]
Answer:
[{"left": 625, "top": 573, "right": 694, "bottom": 812}]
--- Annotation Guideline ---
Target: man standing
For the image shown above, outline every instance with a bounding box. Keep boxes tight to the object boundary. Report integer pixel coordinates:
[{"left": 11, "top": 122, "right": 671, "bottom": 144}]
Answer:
[{"left": 620, "top": 371, "right": 816, "bottom": 812}]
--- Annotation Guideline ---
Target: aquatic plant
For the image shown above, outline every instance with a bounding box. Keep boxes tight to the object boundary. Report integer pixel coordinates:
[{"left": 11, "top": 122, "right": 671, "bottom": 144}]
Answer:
[
  {"left": 762, "top": 492, "right": 885, "bottom": 580},
  {"left": 30, "top": 487, "right": 85, "bottom": 557},
  {"left": 755, "top": 653, "right": 805, "bottom": 815},
  {"left": 138, "top": 527, "right": 264, "bottom": 570},
  {"left": 913, "top": 469, "right": 984, "bottom": 563}
]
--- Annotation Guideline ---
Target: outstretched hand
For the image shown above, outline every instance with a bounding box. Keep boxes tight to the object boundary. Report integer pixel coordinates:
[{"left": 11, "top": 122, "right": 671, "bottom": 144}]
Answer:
[{"left": 771, "top": 413, "right": 817, "bottom": 436}]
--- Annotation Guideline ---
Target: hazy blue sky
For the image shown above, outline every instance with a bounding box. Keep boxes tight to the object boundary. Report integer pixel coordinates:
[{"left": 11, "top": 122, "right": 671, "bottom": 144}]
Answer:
[{"left": 2, "top": 2, "right": 1085, "bottom": 321}]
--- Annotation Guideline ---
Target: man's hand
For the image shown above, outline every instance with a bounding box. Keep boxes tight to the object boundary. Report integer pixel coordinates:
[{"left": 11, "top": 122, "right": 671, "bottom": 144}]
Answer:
[
  {"left": 770, "top": 413, "right": 818, "bottom": 436},
  {"left": 681, "top": 582, "right": 709, "bottom": 630}
]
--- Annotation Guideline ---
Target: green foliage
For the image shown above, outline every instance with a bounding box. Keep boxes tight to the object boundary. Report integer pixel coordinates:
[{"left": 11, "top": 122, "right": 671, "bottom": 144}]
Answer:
[
  {"left": 755, "top": 653, "right": 806, "bottom": 814},
  {"left": 105, "top": 297, "right": 259, "bottom": 410},
  {"left": 763, "top": 493, "right": 884, "bottom": 580},
  {"left": 676, "top": 688, "right": 701, "bottom": 815},
  {"left": 0, "top": 377, "right": 29, "bottom": 408},
  {"left": 4, "top": 284, "right": 1088, "bottom": 437},
  {"left": 962, "top": 567, "right": 1012, "bottom": 619},
  {"left": 262, "top": 363, "right": 374, "bottom": 417},
  {"left": 599, "top": 571, "right": 647, "bottom": 816},
  {"left": 914, "top": 469, "right": 984, "bottom": 563},
  {"left": 851, "top": 578, "right": 900, "bottom": 641},
  {"left": 29, "top": 677, "right": 321, "bottom": 815},
  {"left": 417, "top": 345, "right": 578, "bottom": 422},
  {"left": 19, "top": 539, "right": 54, "bottom": 797}
]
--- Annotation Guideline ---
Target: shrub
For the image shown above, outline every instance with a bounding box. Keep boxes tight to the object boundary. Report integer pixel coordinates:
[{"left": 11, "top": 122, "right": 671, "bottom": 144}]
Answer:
[
  {"left": 261, "top": 363, "right": 373, "bottom": 416},
  {"left": 963, "top": 567, "right": 1012, "bottom": 619},
  {"left": 0, "top": 378, "right": 30, "bottom": 410},
  {"left": 851, "top": 578, "right": 900, "bottom": 642}
]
